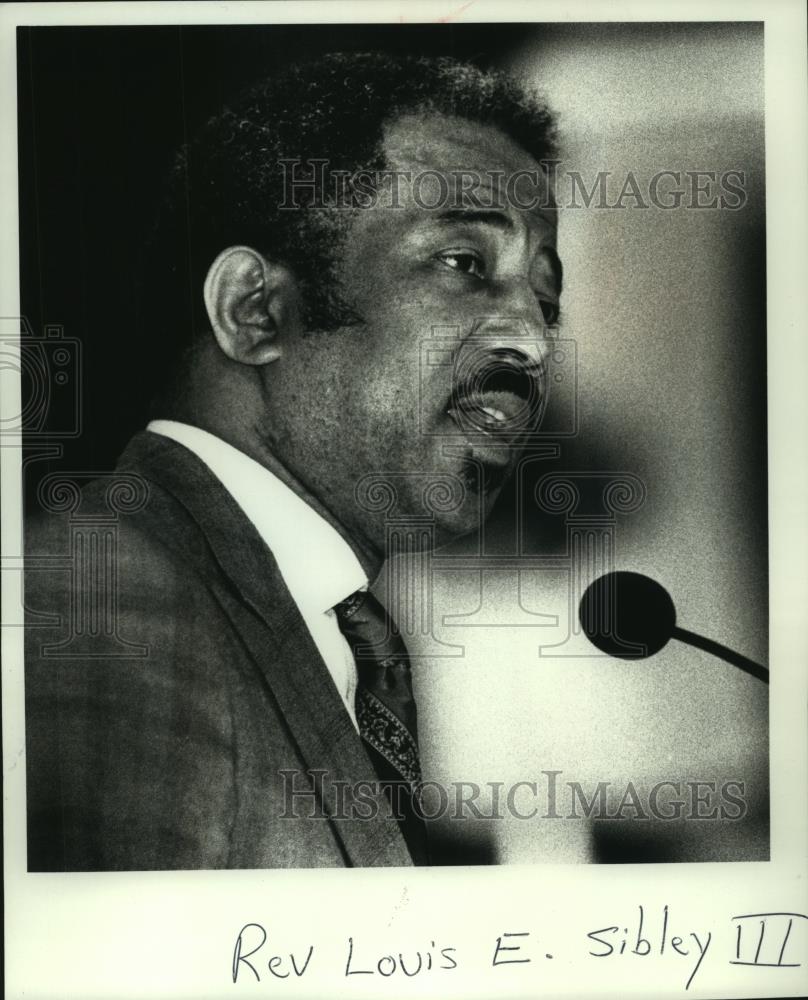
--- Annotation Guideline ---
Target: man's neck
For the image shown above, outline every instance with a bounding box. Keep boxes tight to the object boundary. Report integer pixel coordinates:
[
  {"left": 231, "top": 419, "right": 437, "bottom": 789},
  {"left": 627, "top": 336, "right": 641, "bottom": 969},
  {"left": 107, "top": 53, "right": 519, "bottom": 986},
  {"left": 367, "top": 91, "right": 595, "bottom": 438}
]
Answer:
[
  {"left": 156, "top": 406, "right": 384, "bottom": 584},
  {"left": 253, "top": 433, "right": 384, "bottom": 584}
]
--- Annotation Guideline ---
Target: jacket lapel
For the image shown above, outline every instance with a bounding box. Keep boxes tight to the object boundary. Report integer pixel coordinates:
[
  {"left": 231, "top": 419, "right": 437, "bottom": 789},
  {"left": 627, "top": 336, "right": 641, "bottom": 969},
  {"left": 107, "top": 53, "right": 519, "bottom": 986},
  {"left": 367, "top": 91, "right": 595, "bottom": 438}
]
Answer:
[{"left": 117, "top": 431, "right": 413, "bottom": 868}]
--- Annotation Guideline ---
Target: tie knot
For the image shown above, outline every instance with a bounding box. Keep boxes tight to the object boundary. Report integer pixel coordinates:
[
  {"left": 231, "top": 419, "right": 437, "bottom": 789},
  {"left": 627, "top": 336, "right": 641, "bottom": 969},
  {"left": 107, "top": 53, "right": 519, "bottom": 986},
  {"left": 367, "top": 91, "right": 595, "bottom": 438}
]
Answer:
[
  {"left": 334, "top": 589, "right": 369, "bottom": 622},
  {"left": 334, "top": 589, "right": 408, "bottom": 664}
]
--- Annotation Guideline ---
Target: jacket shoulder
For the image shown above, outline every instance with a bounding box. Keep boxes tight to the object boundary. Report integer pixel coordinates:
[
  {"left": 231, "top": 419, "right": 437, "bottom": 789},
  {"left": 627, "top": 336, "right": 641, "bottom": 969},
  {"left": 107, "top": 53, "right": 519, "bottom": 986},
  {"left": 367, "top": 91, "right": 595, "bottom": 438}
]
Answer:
[{"left": 23, "top": 472, "right": 243, "bottom": 871}]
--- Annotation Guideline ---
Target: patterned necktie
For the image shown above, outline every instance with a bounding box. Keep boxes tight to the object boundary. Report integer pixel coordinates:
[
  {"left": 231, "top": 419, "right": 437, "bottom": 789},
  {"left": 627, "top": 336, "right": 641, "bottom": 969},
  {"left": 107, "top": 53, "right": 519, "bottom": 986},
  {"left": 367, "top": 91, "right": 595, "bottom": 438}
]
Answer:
[{"left": 334, "top": 589, "right": 428, "bottom": 864}]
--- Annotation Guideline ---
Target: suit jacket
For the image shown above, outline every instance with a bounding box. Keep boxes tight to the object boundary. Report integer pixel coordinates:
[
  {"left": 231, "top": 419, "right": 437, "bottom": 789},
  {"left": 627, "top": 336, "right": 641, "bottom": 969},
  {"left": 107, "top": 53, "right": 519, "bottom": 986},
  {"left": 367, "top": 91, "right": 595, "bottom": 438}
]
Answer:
[{"left": 24, "top": 431, "right": 414, "bottom": 870}]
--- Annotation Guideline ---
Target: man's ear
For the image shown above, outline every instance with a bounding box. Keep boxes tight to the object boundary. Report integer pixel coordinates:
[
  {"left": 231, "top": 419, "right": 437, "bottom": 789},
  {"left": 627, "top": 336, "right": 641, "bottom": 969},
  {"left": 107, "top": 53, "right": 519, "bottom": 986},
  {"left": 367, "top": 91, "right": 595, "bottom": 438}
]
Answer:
[{"left": 203, "top": 246, "right": 295, "bottom": 365}]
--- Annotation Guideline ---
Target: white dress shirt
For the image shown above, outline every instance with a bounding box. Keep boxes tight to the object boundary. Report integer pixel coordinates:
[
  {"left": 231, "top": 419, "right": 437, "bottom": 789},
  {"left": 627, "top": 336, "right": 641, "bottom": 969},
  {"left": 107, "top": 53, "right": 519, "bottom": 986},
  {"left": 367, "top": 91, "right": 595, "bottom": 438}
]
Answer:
[{"left": 147, "top": 419, "right": 366, "bottom": 730}]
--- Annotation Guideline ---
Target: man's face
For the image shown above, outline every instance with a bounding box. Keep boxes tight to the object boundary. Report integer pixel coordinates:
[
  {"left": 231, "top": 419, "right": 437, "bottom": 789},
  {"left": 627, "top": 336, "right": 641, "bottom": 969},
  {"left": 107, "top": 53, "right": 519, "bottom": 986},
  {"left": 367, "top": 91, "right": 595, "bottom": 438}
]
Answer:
[{"left": 261, "top": 112, "right": 562, "bottom": 552}]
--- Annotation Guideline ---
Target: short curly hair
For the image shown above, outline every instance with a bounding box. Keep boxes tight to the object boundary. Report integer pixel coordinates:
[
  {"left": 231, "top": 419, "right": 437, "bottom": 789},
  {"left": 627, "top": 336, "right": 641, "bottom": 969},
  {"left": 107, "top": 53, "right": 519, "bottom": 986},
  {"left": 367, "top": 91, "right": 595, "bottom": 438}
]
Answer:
[{"left": 143, "top": 51, "right": 557, "bottom": 395}]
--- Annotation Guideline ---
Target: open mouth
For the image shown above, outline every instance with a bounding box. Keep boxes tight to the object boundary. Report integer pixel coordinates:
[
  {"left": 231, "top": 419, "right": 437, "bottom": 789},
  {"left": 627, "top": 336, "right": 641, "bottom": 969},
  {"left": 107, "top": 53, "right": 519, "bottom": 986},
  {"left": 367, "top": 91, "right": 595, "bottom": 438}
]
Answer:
[{"left": 446, "top": 348, "right": 545, "bottom": 440}]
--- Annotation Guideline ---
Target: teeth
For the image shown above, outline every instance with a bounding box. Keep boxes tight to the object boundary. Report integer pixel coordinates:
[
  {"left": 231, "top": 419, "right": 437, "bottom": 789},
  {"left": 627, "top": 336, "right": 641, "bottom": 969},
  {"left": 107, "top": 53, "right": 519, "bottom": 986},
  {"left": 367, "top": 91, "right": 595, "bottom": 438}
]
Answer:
[{"left": 480, "top": 406, "right": 507, "bottom": 423}]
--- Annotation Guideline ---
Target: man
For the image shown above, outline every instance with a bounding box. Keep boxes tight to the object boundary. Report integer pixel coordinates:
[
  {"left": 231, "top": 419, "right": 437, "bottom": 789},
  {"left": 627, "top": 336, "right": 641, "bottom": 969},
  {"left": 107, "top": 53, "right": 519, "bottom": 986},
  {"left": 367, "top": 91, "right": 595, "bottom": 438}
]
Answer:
[{"left": 24, "top": 52, "right": 562, "bottom": 869}]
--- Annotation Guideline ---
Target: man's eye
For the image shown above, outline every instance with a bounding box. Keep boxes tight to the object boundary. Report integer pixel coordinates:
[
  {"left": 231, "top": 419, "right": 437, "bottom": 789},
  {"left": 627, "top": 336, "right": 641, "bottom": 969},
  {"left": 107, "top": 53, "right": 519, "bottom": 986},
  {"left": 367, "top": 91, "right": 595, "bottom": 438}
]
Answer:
[
  {"left": 435, "top": 250, "right": 486, "bottom": 279},
  {"left": 539, "top": 299, "right": 560, "bottom": 327}
]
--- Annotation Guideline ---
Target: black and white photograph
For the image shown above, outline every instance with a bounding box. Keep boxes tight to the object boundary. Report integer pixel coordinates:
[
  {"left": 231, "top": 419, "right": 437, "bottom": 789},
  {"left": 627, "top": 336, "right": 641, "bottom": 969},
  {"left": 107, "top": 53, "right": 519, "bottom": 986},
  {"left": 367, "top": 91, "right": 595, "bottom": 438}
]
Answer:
[{"left": 2, "top": 2, "right": 806, "bottom": 998}]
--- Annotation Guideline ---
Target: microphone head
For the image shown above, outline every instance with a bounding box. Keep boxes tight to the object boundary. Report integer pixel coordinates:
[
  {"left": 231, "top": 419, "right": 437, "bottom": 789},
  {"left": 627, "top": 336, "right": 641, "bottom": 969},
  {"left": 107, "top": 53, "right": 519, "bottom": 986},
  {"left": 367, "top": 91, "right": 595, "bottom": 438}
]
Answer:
[{"left": 579, "top": 571, "right": 676, "bottom": 659}]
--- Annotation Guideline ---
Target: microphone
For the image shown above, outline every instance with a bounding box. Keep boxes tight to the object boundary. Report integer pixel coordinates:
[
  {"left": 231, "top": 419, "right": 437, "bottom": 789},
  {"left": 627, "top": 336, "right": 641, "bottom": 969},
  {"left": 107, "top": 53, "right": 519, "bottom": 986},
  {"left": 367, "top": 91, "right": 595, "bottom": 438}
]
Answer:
[{"left": 578, "top": 571, "right": 768, "bottom": 684}]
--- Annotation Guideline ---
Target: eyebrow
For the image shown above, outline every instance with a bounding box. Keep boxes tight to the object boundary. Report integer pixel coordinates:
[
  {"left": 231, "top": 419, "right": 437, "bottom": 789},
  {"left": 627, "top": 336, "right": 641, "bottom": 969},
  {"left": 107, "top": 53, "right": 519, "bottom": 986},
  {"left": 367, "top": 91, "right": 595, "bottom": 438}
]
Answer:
[
  {"left": 435, "top": 208, "right": 513, "bottom": 231},
  {"left": 435, "top": 208, "right": 564, "bottom": 293}
]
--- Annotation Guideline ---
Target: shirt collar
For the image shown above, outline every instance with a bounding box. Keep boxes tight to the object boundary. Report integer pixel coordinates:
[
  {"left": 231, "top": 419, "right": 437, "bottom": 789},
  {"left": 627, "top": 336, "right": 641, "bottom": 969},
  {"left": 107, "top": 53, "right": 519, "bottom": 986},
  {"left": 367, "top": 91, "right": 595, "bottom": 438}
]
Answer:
[{"left": 147, "top": 420, "right": 367, "bottom": 614}]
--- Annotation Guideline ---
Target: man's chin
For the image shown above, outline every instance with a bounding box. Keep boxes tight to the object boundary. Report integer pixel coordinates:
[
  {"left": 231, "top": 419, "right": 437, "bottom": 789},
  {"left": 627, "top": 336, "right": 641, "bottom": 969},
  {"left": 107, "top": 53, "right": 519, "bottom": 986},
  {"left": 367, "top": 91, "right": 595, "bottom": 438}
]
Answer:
[
  {"left": 432, "top": 458, "right": 511, "bottom": 543},
  {"left": 460, "top": 455, "right": 513, "bottom": 494},
  {"left": 351, "top": 450, "right": 513, "bottom": 552}
]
